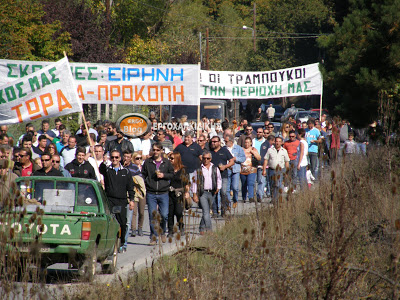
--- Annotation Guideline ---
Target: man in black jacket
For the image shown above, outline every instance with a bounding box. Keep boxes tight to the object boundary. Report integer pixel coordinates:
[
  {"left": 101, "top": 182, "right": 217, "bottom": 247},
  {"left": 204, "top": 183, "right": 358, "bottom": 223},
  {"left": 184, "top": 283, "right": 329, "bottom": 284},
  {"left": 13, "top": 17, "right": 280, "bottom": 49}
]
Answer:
[
  {"left": 99, "top": 149, "right": 135, "bottom": 252},
  {"left": 142, "top": 142, "right": 174, "bottom": 245},
  {"left": 32, "top": 153, "right": 63, "bottom": 177},
  {"left": 106, "top": 129, "right": 134, "bottom": 158},
  {"left": 64, "top": 147, "right": 96, "bottom": 180}
]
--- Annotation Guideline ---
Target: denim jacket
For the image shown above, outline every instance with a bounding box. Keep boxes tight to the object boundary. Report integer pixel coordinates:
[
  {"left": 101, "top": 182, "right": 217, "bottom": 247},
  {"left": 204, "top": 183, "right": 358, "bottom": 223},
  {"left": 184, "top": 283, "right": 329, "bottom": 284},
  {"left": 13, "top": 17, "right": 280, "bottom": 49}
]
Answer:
[{"left": 226, "top": 144, "right": 246, "bottom": 173}]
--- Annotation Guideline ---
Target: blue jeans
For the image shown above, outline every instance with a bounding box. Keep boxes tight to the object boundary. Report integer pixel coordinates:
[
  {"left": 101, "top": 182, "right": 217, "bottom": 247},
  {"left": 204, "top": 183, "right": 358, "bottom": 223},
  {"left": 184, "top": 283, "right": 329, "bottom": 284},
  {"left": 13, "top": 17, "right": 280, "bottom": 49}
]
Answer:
[
  {"left": 308, "top": 152, "right": 319, "bottom": 179},
  {"left": 240, "top": 173, "right": 257, "bottom": 201},
  {"left": 199, "top": 191, "right": 215, "bottom": 232},
  {"left": 289, "top": 160, "right": 298, "bottom": 187},
  {"left": 213, "top": 177, "right": 228, "bottom": 214},
  {"left": 227, "top": 170, "right": 240, "bottom": 203},
  {"left": 256, "top": 168, "right": 266, "bottom": 201},
  {"left": 146, "top": 192, "right": 169, "bottom": 239},
  {"left": 268, "top": 168, "right": 285, "bottom": 203},
  {"left": 297, "top": 166, "right": 307, "bottom": 190},
  {"left": 358, "top": 143, "right": 367, "bottom": 155},
  {"left": 125, "top": 204, "right": 133, "bottom": 248}
]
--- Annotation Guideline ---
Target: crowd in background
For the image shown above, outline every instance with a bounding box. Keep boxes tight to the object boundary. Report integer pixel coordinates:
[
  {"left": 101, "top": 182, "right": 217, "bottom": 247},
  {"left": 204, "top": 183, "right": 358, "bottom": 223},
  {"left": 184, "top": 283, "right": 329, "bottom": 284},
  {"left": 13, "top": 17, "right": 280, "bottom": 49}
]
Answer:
[{"left": 0, "top": 109, "right": 391, "bottom": 249}]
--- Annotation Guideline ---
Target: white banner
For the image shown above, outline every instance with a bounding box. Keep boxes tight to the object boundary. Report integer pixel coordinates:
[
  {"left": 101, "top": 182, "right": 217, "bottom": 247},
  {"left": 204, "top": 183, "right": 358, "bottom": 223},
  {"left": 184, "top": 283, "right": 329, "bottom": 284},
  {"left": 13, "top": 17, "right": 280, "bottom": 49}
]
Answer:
[
  {"left": 0, "top": 57, "right": 82, "bottom": 125},
  {"left": 0, "top": 60, "right": 200, "bottom": 106},
  {"left": 200, "top": 63, "right": 322, "bottom": 99}
]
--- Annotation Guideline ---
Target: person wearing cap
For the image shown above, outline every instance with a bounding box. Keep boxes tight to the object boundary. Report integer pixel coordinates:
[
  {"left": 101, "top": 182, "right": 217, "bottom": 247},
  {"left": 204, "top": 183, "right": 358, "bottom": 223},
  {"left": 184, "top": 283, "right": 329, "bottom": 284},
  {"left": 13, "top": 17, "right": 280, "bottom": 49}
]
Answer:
[
  {"left": 32, "top": 153, "right": 63, "bottom": 177},
  {"left": 105, "top": 128, "right": 134, "bottom": 158}
]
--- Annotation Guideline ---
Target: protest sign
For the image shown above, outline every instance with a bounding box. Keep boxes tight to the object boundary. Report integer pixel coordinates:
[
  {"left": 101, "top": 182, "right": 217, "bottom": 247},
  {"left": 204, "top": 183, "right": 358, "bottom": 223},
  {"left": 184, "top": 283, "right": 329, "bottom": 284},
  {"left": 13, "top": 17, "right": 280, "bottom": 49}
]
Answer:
[
  {"left": 0, "top": 57, "right": 82, "bottom": 125},
  {"left": 0, "top": 60, "right": 200, "bottom": 106},
  {"left": 200, "top": 63, "right": 322, "bottom": 99}
]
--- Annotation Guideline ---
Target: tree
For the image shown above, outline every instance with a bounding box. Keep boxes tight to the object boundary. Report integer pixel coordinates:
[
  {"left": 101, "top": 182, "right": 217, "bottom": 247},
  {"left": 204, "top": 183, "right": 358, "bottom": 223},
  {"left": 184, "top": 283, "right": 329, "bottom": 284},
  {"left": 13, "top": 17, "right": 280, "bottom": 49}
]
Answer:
[
  {"left": 42, "top": 0, "right": 123, "bottom": 63},
  {"left": 318, "top": 0, "right": 400, "bottom": 126},
  {"left": 0, "top": 0, "right": 71, "bottom": 61}
]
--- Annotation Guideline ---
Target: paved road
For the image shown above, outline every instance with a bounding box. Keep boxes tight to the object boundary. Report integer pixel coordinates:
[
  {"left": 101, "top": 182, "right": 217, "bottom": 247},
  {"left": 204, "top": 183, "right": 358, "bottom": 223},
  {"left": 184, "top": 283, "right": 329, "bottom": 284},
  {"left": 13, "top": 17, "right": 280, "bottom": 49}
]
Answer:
[{"left": 42, "top": 199, "right": 262, "bottom": 284}]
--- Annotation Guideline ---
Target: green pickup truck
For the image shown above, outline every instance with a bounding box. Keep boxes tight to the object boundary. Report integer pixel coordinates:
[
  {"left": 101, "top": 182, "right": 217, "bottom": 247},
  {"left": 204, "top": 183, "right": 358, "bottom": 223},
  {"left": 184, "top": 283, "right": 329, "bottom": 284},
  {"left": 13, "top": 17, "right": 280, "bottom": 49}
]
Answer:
[{"left": 3, "top": 176, "right": 121, "bottom": 279}]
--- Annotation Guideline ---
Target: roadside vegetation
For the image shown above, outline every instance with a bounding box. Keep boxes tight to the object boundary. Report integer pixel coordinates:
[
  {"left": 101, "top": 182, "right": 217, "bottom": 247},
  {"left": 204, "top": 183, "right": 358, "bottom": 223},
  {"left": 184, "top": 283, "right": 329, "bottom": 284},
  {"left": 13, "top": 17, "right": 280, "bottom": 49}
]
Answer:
[{"left": 59, "top": 146, "right": 400, "bottom": 299}]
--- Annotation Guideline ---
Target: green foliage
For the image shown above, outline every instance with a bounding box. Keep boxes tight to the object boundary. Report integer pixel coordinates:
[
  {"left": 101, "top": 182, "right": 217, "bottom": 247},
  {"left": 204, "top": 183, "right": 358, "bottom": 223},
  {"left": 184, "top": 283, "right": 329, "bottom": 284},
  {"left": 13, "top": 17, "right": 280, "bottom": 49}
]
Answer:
[
  {"left": 318, "top": 0, "right": 400, "bottom": 126},
  {"left": 0, "top": 0, "right": 71, "bottom": 61}
]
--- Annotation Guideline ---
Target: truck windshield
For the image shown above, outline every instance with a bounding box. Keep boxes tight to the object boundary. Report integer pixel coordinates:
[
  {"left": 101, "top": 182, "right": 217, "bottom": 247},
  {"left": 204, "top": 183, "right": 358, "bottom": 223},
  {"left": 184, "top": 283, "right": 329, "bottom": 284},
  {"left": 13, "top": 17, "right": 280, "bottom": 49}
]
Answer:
[
  {"left": 16, "top": 179, "right": 98, "bottom": 213},
  {"left": 170, "top": 103, "right": 223, "bottom": 121}
]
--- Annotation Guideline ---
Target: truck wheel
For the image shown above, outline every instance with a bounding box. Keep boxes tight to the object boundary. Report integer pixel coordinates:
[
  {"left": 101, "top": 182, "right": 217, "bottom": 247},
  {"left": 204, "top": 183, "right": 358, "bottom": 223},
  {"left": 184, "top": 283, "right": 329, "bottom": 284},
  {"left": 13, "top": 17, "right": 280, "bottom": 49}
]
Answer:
[{"left": 102, "top": 238, "right": 119, "bottom": 274}]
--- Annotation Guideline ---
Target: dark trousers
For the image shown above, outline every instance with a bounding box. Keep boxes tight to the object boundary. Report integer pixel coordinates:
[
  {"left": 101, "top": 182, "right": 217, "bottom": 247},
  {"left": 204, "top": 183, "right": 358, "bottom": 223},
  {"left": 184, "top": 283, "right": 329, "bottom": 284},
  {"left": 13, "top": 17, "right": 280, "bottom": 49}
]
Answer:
[
  {"left": 109, "top": 197, "right": 127, "bottom": 246},
  {"left": 168, "top": 192, "right": 184, "bottom": 234}
]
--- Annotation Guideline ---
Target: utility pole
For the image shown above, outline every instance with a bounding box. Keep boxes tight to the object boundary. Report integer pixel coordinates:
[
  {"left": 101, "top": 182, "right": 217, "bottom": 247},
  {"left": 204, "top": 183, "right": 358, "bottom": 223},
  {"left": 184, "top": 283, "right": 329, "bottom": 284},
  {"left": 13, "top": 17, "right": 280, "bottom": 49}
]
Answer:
[
  {"left": 206, "top": 28, "right": 209, "bottom": 70},
  {"left": 253, "top": 2, "right": 256, "bottom": 52}
]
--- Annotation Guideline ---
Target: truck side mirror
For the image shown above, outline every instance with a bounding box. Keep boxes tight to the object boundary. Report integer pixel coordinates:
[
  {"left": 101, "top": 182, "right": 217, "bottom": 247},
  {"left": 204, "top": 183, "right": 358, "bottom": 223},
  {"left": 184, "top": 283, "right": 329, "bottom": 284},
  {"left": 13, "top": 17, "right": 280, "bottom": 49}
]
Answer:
[{"left": 112, "top": 206, "right": 121, "bottom": 214}]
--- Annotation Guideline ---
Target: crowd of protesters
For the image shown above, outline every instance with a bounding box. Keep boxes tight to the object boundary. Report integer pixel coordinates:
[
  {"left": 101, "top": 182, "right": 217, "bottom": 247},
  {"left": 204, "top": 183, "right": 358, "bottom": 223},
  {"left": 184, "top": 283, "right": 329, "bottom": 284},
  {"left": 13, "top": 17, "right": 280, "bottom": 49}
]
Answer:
[{"left": 0, "top": 110, "right": 392, "bottom": 248}]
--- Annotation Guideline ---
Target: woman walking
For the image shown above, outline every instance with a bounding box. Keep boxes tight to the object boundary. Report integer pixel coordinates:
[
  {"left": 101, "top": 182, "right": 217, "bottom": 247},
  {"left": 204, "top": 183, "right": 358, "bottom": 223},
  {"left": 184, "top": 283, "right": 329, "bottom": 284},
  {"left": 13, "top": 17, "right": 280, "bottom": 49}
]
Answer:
[
  {"left": 240, "top": 137, "right": 261, "bottom": 203},
  {"left": 167, "top": 152, "right": 190, "bottom": 237}
]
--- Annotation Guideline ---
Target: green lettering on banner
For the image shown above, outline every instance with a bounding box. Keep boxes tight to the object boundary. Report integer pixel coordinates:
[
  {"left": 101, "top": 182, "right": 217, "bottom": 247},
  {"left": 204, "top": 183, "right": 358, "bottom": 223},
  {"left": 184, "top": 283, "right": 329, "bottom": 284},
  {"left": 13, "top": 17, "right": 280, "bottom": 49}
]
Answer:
[
  {"left": 304, "top": 81, "right": 311, "bottom": 92},
  {"left": 240, "top": 87, "right": 246, "bottom": 97},
  {"left": 275, "top": 85, "right": 282, "bottom": 95},
  {"left": 296, "top": 82, "right": 302, "bottom": 93},
  {"left": 288, "top": 83, "right": 295, "bottom": 93},
  {"left": 210, "top": 86, "right": 217, "bottom": 96},
  {"left": 5, "top": 86, "right": 16, "bottom": 102},
  {"left": 75, "top": 66, "right": 85, "bottom": 80},
  {"left": 29, "top": 76, "right": 40, "bottom": 92},
  {"left": 48, "top": 67, "right": 60, "bottom": 83},
  {"left": 248, "top": 87, "right": 255, "bottom": 96},
  {"left": 16, "top": 82, "right": 26, "bottom": 98},
  {"left": 267, "top": 85, "right": 274, "bottom": 96},
  {"left": 203, "top": 86, "right": 209, "bottom": 96},
  {"left": 19, "top": 65, "right": 29, "bottom": 77},
  {"left": 260, "top": 86, "right": 266, "bottom": 96},
  {"left": 40, "top": 73, "right": 51, "bottom": 88},
  {"left": 7, "top": 64, "right": 18, "bottom": 78},
  {"left": 88, "top": 67, "right": 97, "bottom": 80},
  {"left": 218, "top": 87, "right": 225, "bottom": 96},
  {"left": 232, "top": 86, "right": 239, "bottom": 96},
  {"left": 32, "top": 65, "right": 43, "bottom": 73},
  {"left": 0, "top": 90, "right": 5, "bottom": 104}
]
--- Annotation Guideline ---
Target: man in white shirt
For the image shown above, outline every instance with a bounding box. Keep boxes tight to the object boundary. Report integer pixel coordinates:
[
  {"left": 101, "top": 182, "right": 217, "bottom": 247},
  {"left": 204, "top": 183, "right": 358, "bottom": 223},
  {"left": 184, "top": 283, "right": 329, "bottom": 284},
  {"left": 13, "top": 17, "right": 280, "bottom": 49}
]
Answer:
[
  {"left": 60, "top": 136, "right": 77, "bottom": 167},
  {"left": 262, "top": 136, "right": 289, "bottom": 204},
  {"left": 266, "top": 104, "right": 275, "bottom": 121},
  {"left": 88, "top": 145, "right": 110, "bottom": 186}
]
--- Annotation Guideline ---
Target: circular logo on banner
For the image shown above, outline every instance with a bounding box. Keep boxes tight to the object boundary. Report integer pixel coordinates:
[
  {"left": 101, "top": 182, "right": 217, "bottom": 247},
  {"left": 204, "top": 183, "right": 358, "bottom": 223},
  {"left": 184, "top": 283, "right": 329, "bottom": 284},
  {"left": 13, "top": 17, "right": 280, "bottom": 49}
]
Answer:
[{"left": 116, "top": 113, "right": 151, "bottom": 138}]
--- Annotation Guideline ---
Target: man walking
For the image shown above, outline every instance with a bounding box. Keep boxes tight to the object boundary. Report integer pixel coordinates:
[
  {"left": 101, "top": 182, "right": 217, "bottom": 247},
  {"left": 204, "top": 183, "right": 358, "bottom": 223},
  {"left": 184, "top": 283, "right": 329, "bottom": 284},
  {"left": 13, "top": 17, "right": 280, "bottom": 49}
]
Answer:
[
  {"left": 305, "top": 118, "right": 322, "bottom": 179},
  {"left": 32, "top": 153, "right": 63, "bottom": 177},
  {"left": 174, "top": 131, "right": 202, "bottom": 183},
  {"left": 262, "top": 137, "right": 290, "bottom": 204},
  {"left": 106, "top": 129, "right": 134, "bottom": 158},
  {"left": 224, "top": 134, "right": 245, "bottom": 209},
  {"left": 192, "top": 150, "right": 221, "bottom": 234},
  {"left": 210, "top": 136, "right": 234, "bottom": 216},
  {"left": 99, "top": 150, "right": 135, "bottom": 252},
  {"left": 64, "top": 147, "right": 97, "bottom": 179},
  {"left": 142, "top": 142, "right": 174, "bottom": 245},
  {"left": 253, "top": 128, "right": 265, "bottom": 202}
]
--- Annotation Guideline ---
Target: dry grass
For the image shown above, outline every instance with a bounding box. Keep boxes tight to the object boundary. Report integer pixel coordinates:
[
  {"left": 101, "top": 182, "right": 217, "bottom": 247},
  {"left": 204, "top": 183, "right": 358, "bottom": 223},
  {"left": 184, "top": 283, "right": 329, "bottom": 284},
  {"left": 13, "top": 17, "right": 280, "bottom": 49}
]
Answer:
[{"left": 62, "top": 146, "right": 400, "bottom": 299}]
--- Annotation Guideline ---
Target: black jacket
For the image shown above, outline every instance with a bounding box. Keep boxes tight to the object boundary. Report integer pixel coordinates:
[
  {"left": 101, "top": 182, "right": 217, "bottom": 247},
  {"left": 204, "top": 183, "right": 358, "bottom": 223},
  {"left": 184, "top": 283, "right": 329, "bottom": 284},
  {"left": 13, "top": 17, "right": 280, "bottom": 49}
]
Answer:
[
  {"left": 99, "top": 162, "right": 135, "bottom": 201},
  {"left": 106, "top": 138, "right": 134, "bottom": 157},
  {"left": 32, "top": 167, "right": 63, "bottom": 177},
  {"left": 142, "top": 157, "right": 174, "bottom": 194},
  {"left": 64, "top": 159, "right": 96, "bottom": 180},
  {"left": 196, "top": 165, "right": 218, "bottom": 197}
]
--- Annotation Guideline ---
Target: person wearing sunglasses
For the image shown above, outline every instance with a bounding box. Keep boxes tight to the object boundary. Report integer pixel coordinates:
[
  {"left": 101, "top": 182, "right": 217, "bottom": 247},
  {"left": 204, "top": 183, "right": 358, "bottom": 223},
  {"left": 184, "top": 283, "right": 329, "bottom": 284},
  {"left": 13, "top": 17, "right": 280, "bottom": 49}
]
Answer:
[
  {"left": 129, "top": 152, "right": 146, "bottom": 237},
  {"left": 191, "top": 150, "right": 222, "bottom": 235},
  {"left": 100, "top": 150, "right": 136, "bottom": 253},
  {"left": 142, "top": 142, "right": 174, "bottom": 246},
  {"left": 12, "top": 147, "right": 41, "bottom": 177},
  {"left": 51, "top": 154, "right": 71, "bottom": 177},
  {"left": 32, "top": 153, "right": 63, "bottom": 176},
  {"left": 237, "top": 125, "right": 256, "bottom": 148},
  {"left": 283, "top": 130, "right": 300, "bottom": 191}
]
